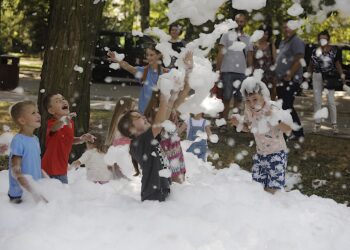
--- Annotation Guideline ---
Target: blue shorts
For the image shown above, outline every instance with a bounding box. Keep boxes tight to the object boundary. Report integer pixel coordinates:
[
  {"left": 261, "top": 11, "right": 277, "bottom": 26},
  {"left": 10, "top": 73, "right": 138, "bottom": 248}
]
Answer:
[
  {"left": 50, "top": 174, "right": 68, "bottom": 184},
  {"left": 252, "top": 151, "right": 287, "bottom": 189},
  {"left": 221, "top": 72, "right": 246, "bottom": 101}
]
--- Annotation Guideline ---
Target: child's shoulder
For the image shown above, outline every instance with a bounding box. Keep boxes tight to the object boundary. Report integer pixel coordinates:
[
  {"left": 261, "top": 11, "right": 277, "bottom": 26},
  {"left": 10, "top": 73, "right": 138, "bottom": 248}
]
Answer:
[{"left": 12, "top": 133, "right": 38, "bottom": 142}]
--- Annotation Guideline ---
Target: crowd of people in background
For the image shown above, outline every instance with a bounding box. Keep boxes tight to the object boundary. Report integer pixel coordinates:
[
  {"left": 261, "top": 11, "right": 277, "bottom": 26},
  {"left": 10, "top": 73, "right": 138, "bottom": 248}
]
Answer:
[{"left": 2, "top": 12, "right": 347, "bottom": 204}]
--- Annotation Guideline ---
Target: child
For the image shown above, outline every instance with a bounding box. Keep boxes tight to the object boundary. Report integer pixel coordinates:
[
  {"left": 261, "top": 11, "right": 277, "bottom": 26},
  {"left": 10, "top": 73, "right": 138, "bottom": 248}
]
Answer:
[
  {"left": 230, "top": 77, "right": 292, "bottom": 194},
  {"left": 144, "top": 91, "right": 187, "bottom": 183},
  {"left": 72, "top": 133, "right": 114, "bottom": 183},
  {"left": 116, "top": 52, "right": 193, "bottom": 201},
  {"left": 8, "top": 101, "right": 47, "bottom": 203},
  {"left": 41, "top": 93, "right": 95, "bottom": 184},
  {"left": 179, "top": 113, "right": 212, "bottom": 162},
  {"left": 105, "top": 96, "right": 140, "bottom": 176},
  {"left": 107, "top": 45, "right": 168, "bottom": 113},
  {"left": 105, "top": 96, "right": 137, "bottom": 146}
]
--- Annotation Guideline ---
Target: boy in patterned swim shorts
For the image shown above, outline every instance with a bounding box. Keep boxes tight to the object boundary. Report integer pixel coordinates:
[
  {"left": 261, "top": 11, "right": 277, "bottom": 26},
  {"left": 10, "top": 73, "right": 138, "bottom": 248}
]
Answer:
[{"left": 231, "top": 77, "right": 293, "bottom": 193}]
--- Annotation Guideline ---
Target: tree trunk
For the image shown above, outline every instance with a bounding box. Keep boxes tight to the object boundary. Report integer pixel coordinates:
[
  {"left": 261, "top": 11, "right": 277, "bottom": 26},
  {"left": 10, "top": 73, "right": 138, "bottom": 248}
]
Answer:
[
  {"left": 38, "top": 0, "right": 105, "bottom": 157},
  {"left": 140, "top": 0, "right": 150, "bottom": 31}
]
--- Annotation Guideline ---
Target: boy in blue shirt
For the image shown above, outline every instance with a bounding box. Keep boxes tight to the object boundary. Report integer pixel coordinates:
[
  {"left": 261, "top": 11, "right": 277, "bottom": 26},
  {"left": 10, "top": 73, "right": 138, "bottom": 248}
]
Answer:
[{"left": 8, "top": 101, "right": 47, "bottom": 204}]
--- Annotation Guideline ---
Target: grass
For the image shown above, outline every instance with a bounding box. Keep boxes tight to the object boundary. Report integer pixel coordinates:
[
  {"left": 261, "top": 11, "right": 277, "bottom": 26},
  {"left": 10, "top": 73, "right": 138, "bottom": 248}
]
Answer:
[
  {"left": 208, "top": 127, "right": 350, "bottom": 205},
  {"left": 1, "top": 101, "right": 349, "bottom": 205},
  {"left": 19, "top": 57, "right": 43, "bottom": 73}
]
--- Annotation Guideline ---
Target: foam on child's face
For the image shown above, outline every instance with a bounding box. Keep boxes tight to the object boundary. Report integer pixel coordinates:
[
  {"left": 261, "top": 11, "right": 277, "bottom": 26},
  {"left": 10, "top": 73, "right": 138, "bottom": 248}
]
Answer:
[{"left": 245, "top": 93, "right": 265, "bottom": 112}]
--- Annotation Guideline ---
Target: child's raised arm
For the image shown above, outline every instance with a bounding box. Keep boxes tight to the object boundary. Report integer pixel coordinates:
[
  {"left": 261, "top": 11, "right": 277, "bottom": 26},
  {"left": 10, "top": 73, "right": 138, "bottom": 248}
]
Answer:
[
  {"left": 173, "top": 51, "right": 193, "bottom": 110},
  {"left": 11, "top": 156, "right": 48, "bottom": 203},
  {"left": 107, "top": 51, "right": 137, "bottom": 75},
  {"left": 50, "top": 112, "right": 76, "bottom": 133},
  {"left": 74, "top": 133, "right": 96, "bottom": 144}
]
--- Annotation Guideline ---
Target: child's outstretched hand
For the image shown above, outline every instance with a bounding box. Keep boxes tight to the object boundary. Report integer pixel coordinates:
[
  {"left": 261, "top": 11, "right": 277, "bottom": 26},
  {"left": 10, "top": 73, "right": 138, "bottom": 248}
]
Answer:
[
  {"left": 60, "top": 112, "right": 77, "bottom": 127},
  {"left": 107, "top": 50, "right": 117, "bottom": 62},
  {"left": 80, "top": 133, "right": 96, "bottom": 143},
  {"left": 68, "top": 112, "right": 77, "bottom": 119},
  {"left": 71, "top": 160, "right": 81, "bottom": 170}
]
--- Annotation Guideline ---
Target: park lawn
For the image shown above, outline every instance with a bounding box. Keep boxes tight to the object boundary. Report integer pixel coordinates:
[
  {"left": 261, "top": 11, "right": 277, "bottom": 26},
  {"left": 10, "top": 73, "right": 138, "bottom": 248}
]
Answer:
[
  {"left": 1, "top": 101, "right": 349, "bottom": 205},
  {"left": 208, "top": 127, "right": 350, "bottom": 205},
  {"left": 19, "top": 56, "right": 43, "bottom": 73}
]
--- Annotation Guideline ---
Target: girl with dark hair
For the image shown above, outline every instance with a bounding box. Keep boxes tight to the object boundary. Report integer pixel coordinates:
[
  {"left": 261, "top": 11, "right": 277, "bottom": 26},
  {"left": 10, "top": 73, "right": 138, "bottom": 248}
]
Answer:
[
  {"left": 105, "top": 96, "right": 140, "bottom": 176},
  {"left": 307, "top": 30, "right": 346, "bottom": 134},
  {"left": 252, "top": 25, "right": 277, "bottom": 100},
  {"left": 107, "top": 45, "right": 168, "bottom": 113},
  {"left": 117, "top": 52, "right": 193, "bottom": 201},
  {"left": 144, "top": 90, "right": 186, "bottom": 183}
]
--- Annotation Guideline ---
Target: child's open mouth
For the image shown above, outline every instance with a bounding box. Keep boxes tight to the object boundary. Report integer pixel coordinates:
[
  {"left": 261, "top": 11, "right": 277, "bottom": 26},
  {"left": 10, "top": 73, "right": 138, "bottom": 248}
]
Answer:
[{"left": 62, "top": 105, "right": 69, "bottom": 110}]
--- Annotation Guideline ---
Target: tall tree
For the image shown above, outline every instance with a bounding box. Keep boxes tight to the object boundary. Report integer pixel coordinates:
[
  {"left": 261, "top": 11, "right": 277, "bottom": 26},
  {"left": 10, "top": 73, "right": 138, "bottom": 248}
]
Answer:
[
  {"left": 139, "top": 0, "right": 150, "bottom": 31},
  {"left": 38, "top": 0, "right": 105, "bottom": 154}
]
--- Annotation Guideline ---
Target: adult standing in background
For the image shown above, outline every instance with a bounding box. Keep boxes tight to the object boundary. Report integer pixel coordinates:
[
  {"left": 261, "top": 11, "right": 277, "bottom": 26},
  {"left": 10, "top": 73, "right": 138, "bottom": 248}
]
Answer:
[
  {"left": 307, "top": 30, "right": 346, "bottom": 134},
  {"left": 168, "top": 23, "right": 186, "bottom": 69},
  {"left": 216, "top": 13, "right": 254, "bottom": 127},
  {"left": 253, "top": 25, "right": 277, "bottom": 100},
  {"left": 275, "top": 19, "right": 305, "bottom": 140}
]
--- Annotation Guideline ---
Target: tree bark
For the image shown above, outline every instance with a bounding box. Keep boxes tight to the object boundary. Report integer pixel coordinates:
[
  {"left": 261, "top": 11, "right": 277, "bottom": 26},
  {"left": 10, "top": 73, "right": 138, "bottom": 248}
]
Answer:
[
  {"left": 140, "top": 0, "right": 150, "bottom": 31},
  {"left": 38, "top": 0, "right": 105, "bottom": 156}
]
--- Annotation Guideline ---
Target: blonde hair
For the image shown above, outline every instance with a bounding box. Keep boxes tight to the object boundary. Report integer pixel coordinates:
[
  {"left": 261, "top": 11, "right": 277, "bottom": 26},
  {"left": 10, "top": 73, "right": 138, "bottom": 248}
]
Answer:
[
  {"left": 105, "top": 96, "right": 136, "bottom": 146},
  {"left": 10, "top": 101, "right": 37, "bottom": 124}
]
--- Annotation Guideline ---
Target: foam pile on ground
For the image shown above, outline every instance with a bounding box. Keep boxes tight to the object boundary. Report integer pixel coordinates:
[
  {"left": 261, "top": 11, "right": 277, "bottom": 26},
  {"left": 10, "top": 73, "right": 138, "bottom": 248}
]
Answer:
[{"left": 1, "top": 146, "right": 350, "bottom": 250}]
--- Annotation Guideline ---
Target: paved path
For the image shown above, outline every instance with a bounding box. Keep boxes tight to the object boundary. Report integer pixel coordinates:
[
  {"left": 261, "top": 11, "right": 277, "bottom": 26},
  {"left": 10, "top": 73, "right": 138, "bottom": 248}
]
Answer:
[
  {"left": 0, "top": 76, "right": 140, "bottom": 110},
  {"left": 1, "top": 76, "right": 350, "bottom": 138}
]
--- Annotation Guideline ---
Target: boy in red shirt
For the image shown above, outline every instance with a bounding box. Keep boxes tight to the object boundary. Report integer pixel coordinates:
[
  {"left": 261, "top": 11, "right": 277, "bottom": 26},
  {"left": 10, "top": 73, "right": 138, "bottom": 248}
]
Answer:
[{"left": 41, "top": 93, "right": 95, "bottom": 183}]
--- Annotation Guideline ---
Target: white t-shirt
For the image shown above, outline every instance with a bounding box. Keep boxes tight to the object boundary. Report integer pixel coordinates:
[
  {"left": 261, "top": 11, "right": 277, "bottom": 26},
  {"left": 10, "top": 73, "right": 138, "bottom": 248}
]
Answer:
[
  {"left": 184, "top": 118, "right": 210, "bottom": 138},
  {"left": 78, "top": 148, "right": 113, "bottom": 182}
]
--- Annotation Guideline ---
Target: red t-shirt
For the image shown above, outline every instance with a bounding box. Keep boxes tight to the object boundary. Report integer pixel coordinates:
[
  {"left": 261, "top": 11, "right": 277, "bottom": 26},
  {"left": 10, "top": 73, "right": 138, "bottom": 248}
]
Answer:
[{"left": 42, "top": 118, "right": 74, "bottom": 175}]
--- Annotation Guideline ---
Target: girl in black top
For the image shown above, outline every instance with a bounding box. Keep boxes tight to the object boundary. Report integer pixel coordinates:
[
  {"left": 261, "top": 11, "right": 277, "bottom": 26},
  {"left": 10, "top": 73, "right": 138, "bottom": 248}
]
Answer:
[{"left": 117, "top": 52, "right": 193, "bottom": 201}]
